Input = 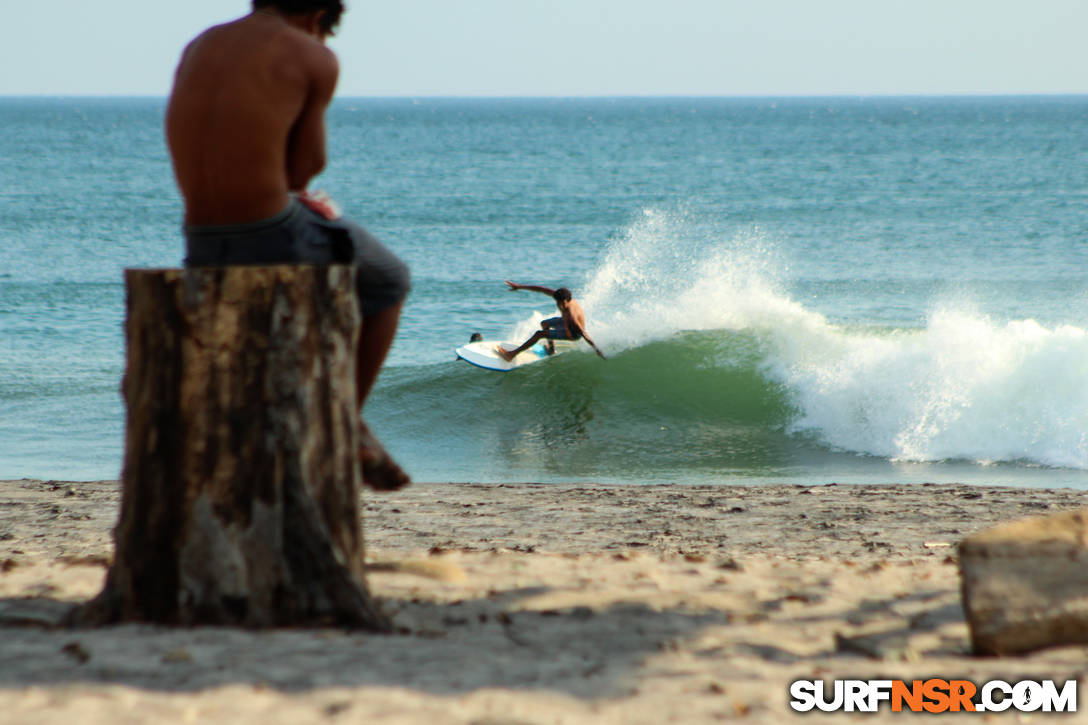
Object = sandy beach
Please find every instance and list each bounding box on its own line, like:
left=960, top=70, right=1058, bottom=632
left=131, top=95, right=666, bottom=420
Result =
left=2, top=478, right=1087, bottom=723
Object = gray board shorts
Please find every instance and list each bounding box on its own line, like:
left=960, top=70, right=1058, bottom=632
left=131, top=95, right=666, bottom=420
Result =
left=183, top=198, right=410, bottom=317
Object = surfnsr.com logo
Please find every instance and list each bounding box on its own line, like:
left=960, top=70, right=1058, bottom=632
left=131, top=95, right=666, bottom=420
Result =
left=789, top=679, right=1077, bottom=713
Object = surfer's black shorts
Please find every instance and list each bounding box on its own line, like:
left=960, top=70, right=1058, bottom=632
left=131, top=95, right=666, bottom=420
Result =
left=542, top=316, right=581, bottom=340
left=183, top=198, right=410, bottom=317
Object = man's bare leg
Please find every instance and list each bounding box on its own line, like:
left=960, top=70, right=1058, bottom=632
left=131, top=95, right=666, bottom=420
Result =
left=356, top=302, right=411, bottom=491
left=497, top=330, right=547, bottom=361
left=357, top=302, right=402, bottom=407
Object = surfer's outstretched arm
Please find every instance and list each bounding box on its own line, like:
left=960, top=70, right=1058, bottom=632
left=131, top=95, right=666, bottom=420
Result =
left=571, top=322, right=606, bottom=360
left=505, top=280, right=555, bottom=296
left=584, top=335, right=606, bottom=359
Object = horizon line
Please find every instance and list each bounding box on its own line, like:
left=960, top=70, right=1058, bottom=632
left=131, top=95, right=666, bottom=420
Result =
left=2, top=91, right=1088, bottom=101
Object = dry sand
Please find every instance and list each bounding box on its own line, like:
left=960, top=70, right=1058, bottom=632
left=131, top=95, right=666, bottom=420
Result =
left=2, top=478, right=1087, bottom=723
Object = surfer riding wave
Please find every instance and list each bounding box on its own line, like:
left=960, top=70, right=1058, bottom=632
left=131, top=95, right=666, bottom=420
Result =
left=498, top=281, right=606, bottom=361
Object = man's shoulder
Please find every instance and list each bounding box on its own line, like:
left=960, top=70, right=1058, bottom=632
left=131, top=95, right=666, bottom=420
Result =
left=212, top=15, right=338, bottom=67
left=278, top=26, right=339, bottom=80
left=275, top=21, right=337, bottom=58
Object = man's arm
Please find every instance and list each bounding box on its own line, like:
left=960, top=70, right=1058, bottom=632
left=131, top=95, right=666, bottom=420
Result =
left=582, top=333, right=606, bottom=359
left=565, top=317, right=607, bottom=360
left=285, top=47, right=339, bottom=192
left=505, top=280, right=555, bottom=296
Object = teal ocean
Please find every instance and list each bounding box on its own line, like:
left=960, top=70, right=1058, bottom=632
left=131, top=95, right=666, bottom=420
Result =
left=2, top=96, right=1087, bottom=487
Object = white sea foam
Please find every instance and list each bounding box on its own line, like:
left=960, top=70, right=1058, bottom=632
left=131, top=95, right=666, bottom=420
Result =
left=580, top=207, right=1088, bottom=470
left=783, top=309, right=1088, bottom=470
left=581, top=206, right=804, bottom=345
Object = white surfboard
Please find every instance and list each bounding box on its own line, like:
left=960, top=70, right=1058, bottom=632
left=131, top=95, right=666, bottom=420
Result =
left=455, top=339, right=577, bottom=372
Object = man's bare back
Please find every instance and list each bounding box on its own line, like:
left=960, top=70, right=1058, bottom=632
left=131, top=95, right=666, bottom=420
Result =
left=165, top=11, right=338, bottom=226
left=167, top=3, right=412, bottom=491
left=561, top=298, right=588, bottom=336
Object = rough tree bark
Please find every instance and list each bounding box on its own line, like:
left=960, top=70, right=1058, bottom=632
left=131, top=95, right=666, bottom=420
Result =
left=70, top=266, right=389, bottom=630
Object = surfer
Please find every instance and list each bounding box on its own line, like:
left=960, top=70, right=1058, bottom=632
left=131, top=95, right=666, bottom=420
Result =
left=498, top=281, right=606, bottom=361
left=166, top=0, right=411, bottom=490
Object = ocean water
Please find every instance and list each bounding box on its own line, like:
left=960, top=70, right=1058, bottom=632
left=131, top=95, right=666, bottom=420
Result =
left=1, top=96, right=1086, bottom=487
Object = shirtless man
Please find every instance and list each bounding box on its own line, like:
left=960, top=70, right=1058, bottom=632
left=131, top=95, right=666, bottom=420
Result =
left=498, top=281, right=606, bottom=361
left=165, top=0, right=411, bottom=489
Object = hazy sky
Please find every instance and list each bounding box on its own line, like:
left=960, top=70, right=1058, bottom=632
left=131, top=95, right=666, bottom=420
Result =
left=3, top=0, right=1086, bottom=96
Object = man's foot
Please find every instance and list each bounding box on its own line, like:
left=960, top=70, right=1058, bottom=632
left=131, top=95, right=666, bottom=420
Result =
left=359, top=421, right=411, bottom=491
left=496, top=346, right=515, bottom=362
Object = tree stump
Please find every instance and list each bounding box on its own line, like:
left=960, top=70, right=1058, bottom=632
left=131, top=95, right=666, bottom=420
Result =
left=70, top=266, right=389, bottom=630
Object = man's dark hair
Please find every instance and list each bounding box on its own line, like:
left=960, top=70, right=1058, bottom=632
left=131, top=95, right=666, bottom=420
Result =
left=553, top=288, right=572, bottom=303
left=253, top=0, right=345, bottom=35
